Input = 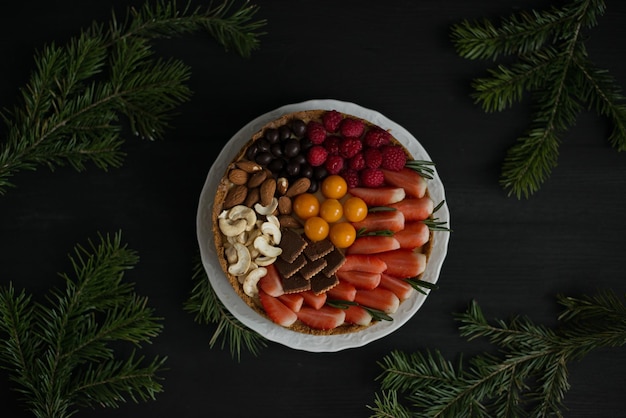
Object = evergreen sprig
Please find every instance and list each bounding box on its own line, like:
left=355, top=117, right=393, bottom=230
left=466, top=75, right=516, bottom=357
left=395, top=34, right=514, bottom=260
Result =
left=0, top=232, right=165, bottom=418
left=0, top=0, right=266, bottom=195
left=184, top=256, right=267, bottom=361
left=450, top=0, right=626, bottom=198
left=369, top=290, right=626, bottom=417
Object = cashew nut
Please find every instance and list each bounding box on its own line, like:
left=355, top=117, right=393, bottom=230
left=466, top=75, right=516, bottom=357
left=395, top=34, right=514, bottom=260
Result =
left=228, top=205, right=257, bottom=231
left=254, top=197, right=278, bottom=216
left=261, top=221, right=282, bottom=245
left=266, top=214, right=280, bottom=229
left=253, top=235, right=283, bottom=258
left=255, top=255, right=277, bottom=266
left=218, top=211, right=247, bottom=237
left=242, top=267, right=267, bottom=297
left=225, top=246, right=238, bottom=264
left=227, top=243, right=251, bottom=276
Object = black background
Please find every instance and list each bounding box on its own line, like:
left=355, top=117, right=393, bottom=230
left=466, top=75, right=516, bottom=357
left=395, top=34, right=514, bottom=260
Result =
left=1, top=1, right=625, bottom=417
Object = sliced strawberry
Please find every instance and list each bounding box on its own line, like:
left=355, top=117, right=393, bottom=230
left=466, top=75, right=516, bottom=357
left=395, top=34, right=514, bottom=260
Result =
left=351, top=210, right=405, bottom=233
left=300, top=290, right=327, bottom=310
left=297, top=305, right=346, bottom=330
left=354, top=288, right=400, bottom=314
left=326, top=281, right=357, bottom=301
left=346, top=236, right=400, bottom=254
left=344, top=305, right=373, bottom=326
left=389, top=197, right=434, bottom=222
left=258, top=263, right=284, bottom=297
left=278, top=293, right=304, bottom=312
left=379, top=272, right=415, bottom=301
left=394, top=221, right=430, bottom=249
left=348, top=187, right=405, bottom=206
left=336, top=270, right=381, bottom=290
left=376, top=249, right=427, bottom=279
left=381, top=167, right=427, bottom=198
left=339, top=254, right=387, bottom=274
left=259, top=290, right=297, bottom=327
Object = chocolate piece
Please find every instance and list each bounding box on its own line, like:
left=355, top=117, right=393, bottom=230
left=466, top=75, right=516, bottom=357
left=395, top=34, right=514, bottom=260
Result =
left=322, top=248, right=346, bottom=277
left=310, top=273, right=339, bottom=295
left=303, top=237, right=334, bottom=261
left=299, top=258, right=327, bottom=280
left=274, top=253, right=306, bottom=279
left=282, top=273, right=311, bottom=294
left=278, top=229, right=308, bottom=263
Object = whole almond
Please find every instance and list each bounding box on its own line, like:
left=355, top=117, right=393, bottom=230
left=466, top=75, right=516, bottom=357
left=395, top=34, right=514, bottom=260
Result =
left=285, top=177, right=311, bottom=197
left=276, top=177, right=289, bottom=195
left=223, top=184, right=247, bottom=209
left=228, top=169, right=249, bottom=185
left=236, top=160, right=262, bottom=173
left=247, top=170, right=267, bottom=188
left=260, top=178, right=276, bottom=206
left=278, top=196, right=292, bottom=215
left=244, top=187, right=260, bottom=207
left=278, top=215, right=302, bottom=228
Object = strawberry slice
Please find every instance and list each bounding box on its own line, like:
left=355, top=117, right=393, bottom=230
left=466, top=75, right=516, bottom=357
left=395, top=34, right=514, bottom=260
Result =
left=376, top=249, right=427, bottom=279
left=351, top=210, right=405, bottom=233
left=346, top=236, right=400, bottom=254
left=348, top=187, right=405, bottom=206
left=354, top=288, right=400, bottom=314
left=258, top=264, right=284, bottom=297
left=394, top=221, right=430, bottom=249
left=344, top=305, right=373, bottom=326
left=297, top=305, right=346, bottom=330
left=259, top=290, right=297, bottom=327
left=278, top=293, right=304, bottom=312
left=389, top=197, right=434, bottom=222
left=336, top=270, right=381, bottom=290
left=326, top=281, right=357, bottom=301
left=339, top=254, right=387, bottom=274
left=381, top=167, right=427, bottom=198
left=301, top=290, right=327, bottom=310
left=379, top=272, right=415, bottom=301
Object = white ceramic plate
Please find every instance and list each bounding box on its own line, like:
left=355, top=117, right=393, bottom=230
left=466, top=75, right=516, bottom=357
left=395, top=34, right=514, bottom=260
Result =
left=196, top=99, right=450, bottom=352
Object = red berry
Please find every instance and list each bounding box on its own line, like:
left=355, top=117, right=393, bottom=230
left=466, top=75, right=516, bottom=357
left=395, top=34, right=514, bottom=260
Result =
left=306, top=121, right=327, bottom=144
left=348, top=152, right=366, bottom=171
left=360, top=168, right=385, bottom=187
left=380, top=145, right=406, bottom=171
left=322, top=110, right=343, bottom=132
left=364, top=127, right=391, bottom=148
left=340, top=137, right=363, bottom=159
left=323, top=135, right=341, bottom=155
left=342, top=168, right=360, bottom=188
left=307, top=145, right=329, bottom=167
left=363, top=148, right=382, bottom=169
left=339, top=118, right=365, bottom=138
left=325, top=155, right=345, bottom=175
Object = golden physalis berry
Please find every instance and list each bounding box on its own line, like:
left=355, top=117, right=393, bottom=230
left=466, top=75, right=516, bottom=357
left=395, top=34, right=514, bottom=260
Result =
left=321, top=175, right=348, bottom=199
left=329, top=222, right=356, bottom=248
left=319, top=199, right=344, bottom=223
left=293, top=193, right=320, bottom=219
left=343, top=196, right=368, bottom=222
left=304, top=216, right=329, bottom=241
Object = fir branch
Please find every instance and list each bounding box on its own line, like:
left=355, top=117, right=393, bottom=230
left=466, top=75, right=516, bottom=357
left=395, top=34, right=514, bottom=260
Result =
left=0, top=232, right=165, bottom=418
left=0, top=0, right=266, bottom=195
left=371, top=290, right=626, bottom=417
left=184, top=256, right=267, bottom=361
left=450, top=0, right=626, bottom=198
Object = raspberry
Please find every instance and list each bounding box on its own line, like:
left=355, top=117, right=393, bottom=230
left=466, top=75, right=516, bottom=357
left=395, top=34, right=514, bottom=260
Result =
left=342, top=169, right=360, bottom=188
left=307, top=145, right=328, bottom=167
left=360, top=168, right=385, bottom=187
left=322, top=110, right=343, bottom=133
left=364, top=127, right=391, bottom=148
left=363, top=148, right=382, bottom=169
left=340, top=137, right=363, bottom=159
left=306, top=121, right=327, bottom=144
left=348, top=152, right=366, bottom=171
left=339, top=118, right=365, bottom=138
left=380, top=145, right=407, bottom=171
left=323, top=136, right=341, bottom=155
left=325, top=155, right=344, bottom=175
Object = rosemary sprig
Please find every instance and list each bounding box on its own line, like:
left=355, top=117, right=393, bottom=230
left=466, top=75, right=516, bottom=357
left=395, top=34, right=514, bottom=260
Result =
left=326, top=300, right=393, bottom=322
left=450, top=0, right=626, bottom=198
left=369, top=290, right=626, bottom=417
left=405, top=160, right=436, bottom=179
left=0, top=0, right=266, bottom=195
left=405, top=277, right=439, bottom=295
left=424, top=200, right=451, bottom=232
left=356, top=228, right=395, bottom=237
left=0, top=232, right=165, bottom=418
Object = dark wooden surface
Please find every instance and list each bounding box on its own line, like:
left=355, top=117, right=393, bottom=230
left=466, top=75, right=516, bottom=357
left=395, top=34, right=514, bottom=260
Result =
left=1, top=1, right=625, bottom=417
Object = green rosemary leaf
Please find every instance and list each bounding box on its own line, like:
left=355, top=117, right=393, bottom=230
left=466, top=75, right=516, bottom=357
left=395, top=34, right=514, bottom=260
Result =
left=368, top=206, right=397, bottom=213
left=326, top=300, right=358, bottom=310
left=363, top=307, right=393, bottom=322
left=356, top=228, right=395, bottom=237
left=405, top=278, right=439, bottom=295
left=405, top=160, right=435, bottom=179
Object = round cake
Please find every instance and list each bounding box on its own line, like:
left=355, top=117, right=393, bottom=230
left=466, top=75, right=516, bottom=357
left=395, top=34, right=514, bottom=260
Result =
left=212, top=109, right=437, bottom=335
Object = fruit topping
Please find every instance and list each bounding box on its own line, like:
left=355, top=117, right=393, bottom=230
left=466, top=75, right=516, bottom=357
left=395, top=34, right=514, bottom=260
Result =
left=258, top=264, right=284, bottom=297
left=394, top=221, right=430, bottom=249
left=346, top=236, right=400, bottom=255
left=320, top=174, right=348, bottom=199
left=376, top=249, right=427, bottom=279
left=336, top=270, right=382, bottom=290
left=389, top=197, right=434, bottom=221
left=328, top=222, right=357, bottom=249
left=339, top=137, right=363, bottom=159
left=354, top=288, right=400, bottom=314
left=304, top=216, right=330, bottom=242
left=292, top=192, right=320, bottom=219
left=297, top=305, right=346, bottom=330
left=342, top=196, right=368, bottom=222
left=324, top=154, right=345, bottom=175
left=348, top=187, right=405, bottom=206
left=351, top=209, right=405, bottom=233
left=344, top=305, right=373, bottom=326
left=306, top=145, right=328, bottom=167
left=259, top=290, right=298, bottom=327
left=325, top=281, right=357, bottom=301
left=340, top=254, right=387, bottom=274
left=379, top=273, right=415, bottom=301
left=359, top=168, right=385, bottom=187
left=323, top=135, right=341, bottom=155
left=322, top=110, right=343, bottom=132
left=342, top=168, right=360, bottom=188
left=278, top=293, right=304, bottom=312
left=339, top=118, right=365, bottom=138
left=301, top=290, right=327, bottom=309
left=381, top=167, right=428, bottom=198
left=363, top=148, right=382, bottom=169
left=306, top=121, right=327, bottom=144
left=363, top=127, right=391, bottom=148
left=380, top=145, right=407, bottom=171
left=319, top=198, right=344, bottom=223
